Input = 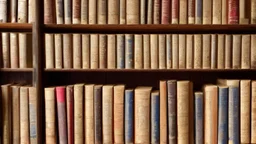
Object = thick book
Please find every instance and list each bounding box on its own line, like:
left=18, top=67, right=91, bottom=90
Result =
left=12, top=86, right=20, bottom=144
left=143, top=34, right=150, bottom=69
left=98, top=0, right=107, bottom=24
left=217, top=34, right=225, bottom=69
left=74, top=84, right=84, bottom=143
left=212, top=0, right=221, bottom=24
left=126, top=0, right=139, bottom=24
left=120, top=0, right=126, bottom=24
left=166, top=34, right=172, bottom=69
left=195, top=0, right=202, bottom=24
left=66, top=85, right=74, bottom=144
left=186, top=34, right=193, bottom=69
left=202, top=34, right=211, bottom=69
left=218, top=86, right=228, bottom=144
left=211, top=34, right=217, bottom=69
left=188, top=0, right=195, bottom=24
left=171, top=0, right=178, bottom=24
left=29, top=87, right=38, bottom=144
left=195, top=92, right=203, bottom=144
left=147, top=0, right=153, bottom=24
left=20, top=87, right=30, bottom=144
left=160, top=81, right=167, bottom=143
left=85, top=84, right=94, bottom=143
left=241, top=35, right=250, bottom=69
left=251, top=35, right=256, bottom=68
left=161, top=0, right=170, bottom=24
left=99, top=34, right=107, bottom=69
left=153, top=0, right=160, bottom=24
left=125, top=34, right=134, bottom=69
left=107, top=34, right=116, bottom=69
left=134, top=34, right=143, bottom=69
left=228, top=0, right=239, bottom=24
left=1, top=84, right=11, bottom=144
left=225, top=35, right=232, bottom=69
left=89, top=0, right=96, bottom=24
left=203, top=0, right=212, bottom=24
left=125, top=89, right=134, bottom=143
left=252, top=81, right=256, bottom=143
left=90, top=34, right=99, bottom=69
left=82, top=34, right=90, bottom=69
left=172, top=34, right=178, bottom=69
left=117, top=34, right=125, bottom=69
left=94, top=85, right=103, bottom=144
left=73, top=34, right=82, bottom=68
left=194, top=34, right=202, bottom=69
left=159, top=34, right=166, bottom=69
left=179, top=0, right=188, bottom=24
left=151, top=91, right=160, bottom=143
left=232, top=35, right=242, bottom=69
left=150, top=34, right=159, bottom=69
left=252, top=0, right=256, bottom=24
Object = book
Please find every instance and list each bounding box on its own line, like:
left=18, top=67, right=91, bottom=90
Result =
left=212, top=0, right=221, bottom=24
left=125, top=89, right=134, bottom=143
left=29, top=87, right=38, bottom=144
left=211, top=34, right=217, bottom=69
left=125, top=34, right=134, bottom=69
left=126, top=0, right=139, bottom=24
left=98, top=0, right=107, bottom=24
left=252, top=81, right=256, bottom=143
left=218, top=86, right=228, bottom=144
left=160, top=81, right=167, bottom=143
left=153, top=0, right=160, bottom=24
left=195, top=92, right=203, bottom=144
left=63, top=33, right=72, bottom=68
left=134, top=34, right=143, bottom=69
left=143, top=34, right=150, bottom=69
left=89, top=0, right=97, bottom=24
left=19, top=33, right=28, bottom=68
left=44, top=0, right=54, bottom=23
left=90, top=34, right=99, bottom=69
left=63, top=0, right=72, bottom=67
left=194, top=34, right=202, bottom=69
left=20, top=87, right=30, bottom=144
left=64, top=0, right=71, bottom=24
left=232, top=35, right=242, bottom=69
left=188, top=0, right=195, bottom=24
left=66, top=85, right=74, bottom=144
left=217, top=34, right=225, bottom=69
left=202, top=34, right=211, bottom=69
left=120, top=0, right=126, bottom=24
left=252, top=0, right=256, bottom=24
left=179, top=34, right=186, bottom=68
left=12, top=86, right=20, bottom=144
left=117, top=34, right=125, bottom=69
left=172, top=34, right=178, bottom=69
left=151, top=91, right=160, bottom=143
left=147, top=0, right=153, bottom=24
left=0, top=0, right=7, bottom=23
left=107, top=37, right=116, bottom=68
left=151, top=34, right=159, bottom=69
left=239, top=0, right=250, bottom=24
left=82, top=34, right=90, bottom=69
left=45, top=34, right=55, bottom=68
left=179, top=0, right=187, bottom=24
left=55, top=34, right=63, bottom=68
left=195, top=0, right=202, bottom=24
left=228, top=0, right=239, bottom=24
left=99, top=34, right=107, bottom=69
left=2, top=33, right=10, bottom=68
left=140, top=0, right=146, bottom=24
left=73, top=34, right=82, bottom=68
left=85, top=84, right=94, bottom=143
left=241, top=35, right=250, bottom=69
left=166, top=34, right=172, bottom=69
left=74, top=84, right=84, bottom=143
left=94, top=85, right=103, bottom=143
left=1, top=84, right=11, bottom=144
left=159, top=34, right=166, bottom=69
left=10, top=33, right=18, bottom=68
left=222, top=0, right=227, bottom=24
left=171, top=0, right=178, bottom=24
left=225, top=35, right=232, bottom=69
left=161, top=0, right=170, bottom=24
left=251, top=35, right=256, bottom=68
left=81, top=0, right=88, bottom=24
left=186, top=34, right=193, bottom=69
left=203, top=0, right=212, bottom=24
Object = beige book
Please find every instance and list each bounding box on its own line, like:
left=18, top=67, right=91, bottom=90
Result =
left=98, top=0, right=107, bottom=24
left=147, top=0, right=153, bottom=24
left=73, top=34, right=82, bottom=68
left=159, top=34, right=166, bottom=69
left=166, top=34, right=172, bottom=69
left=251, top=35, right=256, bottom=68
left=143, top=34, right=150, bottom=69
left=0, top=0, right=7, bottom=22
left=44, top=0, right=54, bottom=23
left=251, top=81, right=256, bottom=143
left=89, top=0, right=97, bottom=24
left=140, top=0, right=146, bottom=24
left=203, top=0, right=212, bottom=24
left=2, top=33, right=10, bottom=68
left=194, top=34, right=202, bottom=69
left=81, top=0, right=88, bottom=24
left=74, top=84, right=84, bottom=143
left=119, top=0, right=126, bottom=24
left=116, top=34, right=125, bottom=69
left=55, top=0, right=64, bottom=24
left=179, top=34, right=186, bottom=69
left=126, top=0, right=139, bottom=24
left=212, top=0, right=221, bottom=24
left=28, top=0, right=34, bottom=23
left=135, top=34, right=143, bottom=69
left=134, top=87, right=152, bottom=143
left=82, top=34, right=90, bottom=69
left=225, top=35, right=232, bottom=69
left=20, top=87, right=30, bottom=144
left=55, top=34, right=63, bottom=68
left=186, top=35, right=193, bottom=69
left=153, top=0, right=160, bottom=24
left=188, top=0, right=195, bottom=24
left=160, top=81, right=167, bottom=143
left=108, top=0, right=118, bottom=24
left=222, top=0, right=227, bottom=24
left=202, top=34, right=211, bottom=69
left=90, top=34, right=99, bottom=69
left=114, top=85, right=125, bottom=143
left=63, top=34, right=72, bottom=68
left=12, top=86, right=20, bottom=144
left=150, top=34, right=159, bottom=69
left=10, top=33, right=19, bottom=68
left=107, top=35, right=116, bottom=69
left=44, top=88, right=57, bottom=144
left=232, top=35, right=242, bottom=69
left=85, top=84, right=94, bottom=143
left=239, top=0, right=249, bottom=24
left=179, top=0, right=188, bottom=24
left=195, top=0, right=202, bottom=24
left=45, top=34, right=55, bottom=68
left=18, top=0, right=28, bottom=23
left=211, top=34, right=217, bottom=69
left=172, top=34, right=178, bottom=69
left=241, top=35, right=250, bottom=69
left=64, top=0, right=72, bottom=24
left=102, top=85, right=114, bottom=143
left=217, top=34, right=225, bottom=69
left=99, top=34, right=107, bottom=69
left=251, top=0, right=256, bottom=24
left=19, top=33, right=28, bottom=68
left=240, top=80, right=251, bottom=143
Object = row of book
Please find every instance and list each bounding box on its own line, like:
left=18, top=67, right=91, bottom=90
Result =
left=44, top=79, right=256, bottom=143
left=45, top=33, right=256, bottom=69
left=44, top=0, right=256, bottom=25
left=0, top=85, right=38, bottom=144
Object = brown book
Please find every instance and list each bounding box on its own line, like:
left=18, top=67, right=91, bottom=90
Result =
left=85, top=84, right=94, bottom=143
left=90, top=34, right=99, bottom=69
left=107, top=35, right=116, bottom=69
left=127, top=0, right=139, bottom=24
left=89, top=0, right=97, bottom=24
left=232, top=35, right=241, bottom=69
left=202, top=34, right=211, bottom=69
left=160, top=81, right=167, bottom=143
left=225, top=35, right=232, bottom=69
left=82, top=34, right=90, bottom=69
left=159, top=34, right=166, bottom=69
left=147, top=0, right=153, bottom=24
left=73, top=34, right=82, bottom=69
left=188, top=0, right=195, bottom=24
left=12, top=86, right=20, bottom=144
left=211, top=34, right=217, bottom=69
left=44, top=0, right=54, bottom=24
left=66, top=85, right=74, bottom=144
left=252, top=0, right=256, bottom=24
left=179, top=0, right=188, bottom=24
left=74, top=84, right=84, bottom=143
left=186, top=34, right=193, bottom=69
left=108, top=0, right=118, bottom=24
left=140, top=0, right=146, bottom=24
left=72, top=0, right=81, bottom=23
left=171, top=0, right=179, bottom=24
left=1, top=84, right=11, bottom=144
left=179, top=34, right=186, bottom=69
left=251, top=35, right=256, bottom=68
left=94, top=85, right=103, bottom=144
left=203, top=0, right=212, bottom=24
left=135, top=34, right=143, bottom=69
left=120, top=0, right=126, bottom=24
left=150, top=34, right=159, bottom=69
left=161, top=0, right=170, bottom=24
left=172, top=34, right=178, bottom=69
left=20, top=87, right=30, bottom=144
left=241, top=35, right=250, bottom=69
left=64, top=0, right=72, bottom=24
left=99, top=34, right=107, bottom=69
left=143, top=34, right=150, bottom=69
left=217, top=34, right=225, bottom=69
left=153, top=0, right=160, bottom=24
left=81, top=0, right=88, bottom=24
left=98, top=0, right=107, bottom=24
left=194, top=34, right=202, bottom=69
left=212, top=0, right=221, bottom=24
left=252, top=81, right=256, bottom=143
left=239, top=0, right=250, bottom=24
left=222, top=0, right=227, bottom=24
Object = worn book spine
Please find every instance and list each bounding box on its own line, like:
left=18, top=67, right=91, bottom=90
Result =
left=45, top=34, right=55, bottom=68
left=82, top=34, right=90, bottom=69
left=135, top=34, right=143, bottom=69
left=147, top=0, right=153, bottom=24
left=179, top=34, right=186, bottom=68
left=151, top=91, right=160, bottom=144
left=228, top=0, right=239, bottom=24
left=179, top=0, right=188, bottom=24
left=63, top=34, right=72, bottom=68
left=150, top=34, right=159, bottom=69
left=125, top=89, right=134, bottom=143
left=64, top=0, right=71, bottom=24
left=89, top=0, right=97, bottom=24
left=188, top=0, right=195, bottom=24
left=218, top=86, right=228, bottom=144
left=102, top=85, right=113, bottom=143
left=252, top=0, right=256, bottom=24
left=55, top=0, right=64, bottom=24
left=126, top=0, right=139, bottom=24
left=94, top=85, right=103, bottom=144
left=55, top=34, right=63, bottom=68
left=125, top=34, right=134, bottom=69
left=161, top=0, right=170, bottom=24
left=143, top=34, right=150, bottom=69
left=1, top=85, right=11, bottom=144
left=114, top=85, right=125, bottom=143
left=194, top=34, right=202, bottom=69
left=202, top=34, right=211, bottom=69
left=140, top=0, right=146, bottom=24
left=20, top=87, right=30, bottom=144
left=107, top=35, right=116, bottom=69
left=90, top=34, right=99, bottom=69
left=66, top=86, right=74, bottom=144
left=159, top=34, right=166, bottom=69
left=44, top=0, right=54, bottom=23
left=252, top=35, right=256, bottom=68
left=166, top=34, right=172, bottom=69
left=252, top=81, right=256, bottom=143
left=171, top=0, right=178, bottom=24
left=0, top=0, right=7, bottom=23
left=167, top=80, right=177, bottom=143
left=108, top=0, right=118, bottom=24
left=12, top=86, right=20, bottom=144
left=99, top=34, right=107, bottom=69
left=239, top=0, right=249, bottom=24
left=117, top=34, right=125, bottom=69
left=232, top=35, right=242, bottom=69
left=2, top=33, right=10, bottom=68
left=10, top=33, right=19, bottom=68
left=212, top=0, right=221, bottom=24
left=28, top=0, right=34, bottom=22
left=195, top=0, right=202, bottom=24
left=98, top=0, right=107, bottom=24
left=211, top=34, right=217, bottom=69
left=85, top=84, right=94, bottom=143
left=44, top=88, right=57, bottom=144
left=18, top=0, right=28, bottom=23
left=203, top=0, right=212, bottom=24
left=241, top=35, right=250, bottom=69
left=222, top=0, right=227, bottom=24
left=217, top=34, right=225, bottom=69
left=186, top=35, right=193, bottom=69
left=153, top=0, right=160, bottom=24
left=225, top=35, right=232, bottom=69
left=120, top=0, right=126, bottom=24
left=81, top=0, right=88, bottom=24
left=195, top=92, right=203, bottom=144
left=19, top=33, right=28, bottom=68
left=29, top=87, right=38, bottom=144
left=172, top=34, right=178, bottom=69
left=204, top=85, right=218, bottom=144
left=228, top=86, right=240, bottom=144
left=74, top=84, right=84, bottom=143
left=159, top=81, right=167, bottom=143
left=73, top=34, right=82, bottom=68
left=56, top=87, right=68, bottom=144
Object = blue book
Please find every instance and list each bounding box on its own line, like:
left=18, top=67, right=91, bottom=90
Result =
left=195, top=92, right=203, bottom=144
left=117, top=34, right=125, bottom=69
left=229, top=86, right=240, bottom=144
left=151, top=91, right=160, bottom=143
left=218, top=86, right=228, bottom=144
left=125, top=89, right=134, bottom=143
left=125, top=34, right=134, bottom=69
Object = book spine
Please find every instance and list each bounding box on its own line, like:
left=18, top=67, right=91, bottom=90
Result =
left=212, top=0, right=222, bottom=24
left=151, top=34, right=159, bottom=69
left=55, top=34, right=63, bottom=68
left=167, top=80, right=177, bottom=143
left=90, top=34, right=99, bottom=69
left=55, top=0, right=64, bottom=24
left=252, top=35, right=256, bottom=68
left=126, top=0, right=139, bottom=24
left=73, top=34, right=82, bottom=68
left=178, top=34, right=186, bottom=69
left=82, top=34, right=90, bottom=69
left=188, top=0, right=195, bottom=24
left=228, top=0, right=239, bottom=24
left=10, top=33, right=19, bottom=68
left=119, top=0, right=126, bottom=24
left=63, top=34, right=72, bottom=68
left=89, top=0, right=97, bottom=24
left=125, top=34, right=134, bottom=69
left=203, top=0, right=212, bottom=24
left=194, top=34, right=202, bottom=69
left=45, top=34, right=55, bottom=68
left=195, top=92, right=203, bottom=144
left=18, top=0, right=28, bottom=23
left=171, top=0, right=179, bottom=24
left=66, top=86, right=74, bottom=144
left=202, top=34, right=211, bottom=69
left=239, top=0, right=249, bottom=24
left=19, top=33, right=28, bottom=68
left=195, top=0, right=202, bottom=24
left=211, top=34, right=217, bottom=69
left=225, top=35, right=232, bottom=69
left=135, top=34, right=143, bottom=69
left=125, top=89, right=134, bottom=143
left=20, top=87, right=30, bottom=144
left=147, top=0, right=153, bottom=24
left=44, top=88, right=57, bottom=144
left=81, top=0, right=88, bottom=24
left=85, top=85, right=94, bottom=143
left=217, top=34, right=225, bottom=69
left=218, top=86, right=228, bottom=144
left=159, top=81, right=167, bottom=143
left=252, top=81, right=256, bottom=143
left=107, top=35, right=116, bottom=69
left=117, top=34, right=125, bottom=69
left=166, top=34, right=172, bottom=69
left=186, top=34, right=193, bottom=69
left=252, top=0, right=256, bottom=24
left=99, top=34, right=107, bottom=69
left=172, top=34, right=178, bottom=69
left=56, top=87, right=68, bottom=144
left=232, top=35, right=242, bottom=69
left=44, top=0, right=54, bottom=23
left=153, top=0, right=160, bottom=24
left=64, top=0, right=71, bottom=24
left=159, top=34, right=166, bottom=69
left=98, top=0, right=107, bottom=24
left=0, top=0, right=7, bottom=22
left=2, top=33, right=10, bottom=68
left=1, top=85, right=11, bottom=144
left=74, top=84, right=84, bottom=143
left=228, top=86, right=240, bottom=144
left=241, top=35, right=250, bottom=69
left=12, top=86, right=20, bottom=144
left=222, top=0, right=227, bottom=24
left=108, top=0, right=118, bottom=24
left=29, top=87, right=38, bottom=143
left=179, top=0, right=188, bottom=24
left=140, top=0, right=146, bottom=24
left=94, top=85, right=103, bottom=144
left=143, top=34, right=150, bottom=69
left=151, top=91, right=160, bottom=143
left=161, top=0, right=170, bottom=24
left=28, top=0, right=34, bottom=22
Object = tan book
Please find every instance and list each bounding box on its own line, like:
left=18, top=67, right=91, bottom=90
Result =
left=217, top=34, right=225, bottom=69
left=126, top=0, right=139, bottom=24
left=226, top=79, right=240, bottom=87
left=12, top=86, right=20, bottom=144
left=55, top=34, right=63, bottom=68
left=44, top=88, right=57, bottom=144
left=222, top=0, right=227, bottom=24
left=20, top=87, right=30, bottom=144
left=240, top=80, right=251, bottom=143
left=147, top=0, right=153, bottom=24
left=0, top=0, right=7, bottom=22
left=251, top=0, right=256, bottom=24
left=160, top=81, right=167, bottom=143
left=82, top=34, right=90, bottom=69
left=29, top=87, right=38, bottom=144
left=251, top=35, right=256, bottom=68
left=166, top=34, right=172, bottom=69
left=107, top=35, right=116, bottom=69
left=203, top=0, right=212, bottom=24
left=55, top=0, right=64, bottom=24
left=114, top=85, right=125, bottom=143
left=19, top=33, right=28, bottom=68
left=153, top=0, right=160, bottom=24
left=143, top=34, right=150, bottom=69
left=89, top=0, right=97, bottom=24
left=211, top=34, right=217, bottom=69
left=64, top=0, right=71, bottom=24
left=28, top=0, right=34, bottom=23
left=119, top=0, right=126, bottom=24
left=179, top=0, right=188, bottom=24
left=186, top=34, right=193, bottom=69
left=102, top=85, right=114, bottom=143
left=98, top=0, right=107, bottom=24
left=150, top=34, right=159, bottom=69
left=225, top=35, right=232, bottom=69
left=204, top=85, right=218, bottom=144
left=74, top=84, right=84, bottom=143
left=117, top=34, right=125, bottom=69
left=239, top=0, right=249, bottom=24
left=188, top=0, right=195, bottom=24
left=2, top=33, right=10, bottom=68
left=134, top=87, right=152, bottom=143
left=18, top=0, right=28, bottom=23
left=73, top=34, right=82, bottom=68
left=45, top=34, right=55, bottom=68
left=108, top=0, right=118, bottom=24
left=179, top=34, right=186, bottom=69
left=90, top=34, right=99, bottom=69
left=10, top=33, right=19, bottom=68
left=232, top=35, right=242, bottom=69
left=63, top=34, right=72, bottom=68
left=172, top=34, right=178, bottom=69
left=202, top=34, right=211, bottom=69
left=212, top=0, right=221, bottom=24
left=66, top=85, right=73, bottom=144
left=195, top=0, right=202, bottom=24
left=140, top=0, right=146, bottom=24
left=252, top=81, right=256, bottom=143
left=194, top=34, right=202, bottom=69
left=135, top=34, right=143, bottom=69
left=241, top=35, right=250, bottom=69
left=159, top=34, right=166, bottom=69
left=85, top=84, right=94, bottom=143
left=81, top=0, right=88, bottom=24
left=99, top=34, right=107, bottom=69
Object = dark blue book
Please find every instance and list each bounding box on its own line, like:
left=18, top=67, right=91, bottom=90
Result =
left=218, top=86, right=228, bottom=144
left=125, top=89, right=134, bottom=143
left=228, top=86, right=240, bottom=144
left=195, top=92, right=203, bottom=144
left=125, top=34, right=134, bottom=69
left=151, top=91, right=160, bottom=143
left=117, top=34, right=125, bottom=69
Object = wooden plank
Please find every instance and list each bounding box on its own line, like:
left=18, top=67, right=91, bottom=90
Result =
left=0, top=68, right=33, bottom=72
left=0, top=23, right=32, bottom=32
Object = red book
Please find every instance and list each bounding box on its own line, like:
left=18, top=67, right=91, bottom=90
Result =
left=171, top=0, right=179, bottom=24
left=228, top=0, right=239, bottom=24
left=66, top=86, right=74, bottom=144
left=161, top=0, right=170, bottom=24
left=56, top=86, right=68, bottom=144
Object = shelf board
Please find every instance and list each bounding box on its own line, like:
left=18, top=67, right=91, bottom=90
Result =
left=44, top=24, right=256, bottom=34
left=0, top=68, right=33, bottom=72
left=0, top=23, right=32, bottom=32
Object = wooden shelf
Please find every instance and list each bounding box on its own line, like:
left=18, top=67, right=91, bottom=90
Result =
left=0, top=68, right=33, bottom=72
left=44, top=24, right=256, bottom=34
left=0, top=23, right=32, bottom=32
